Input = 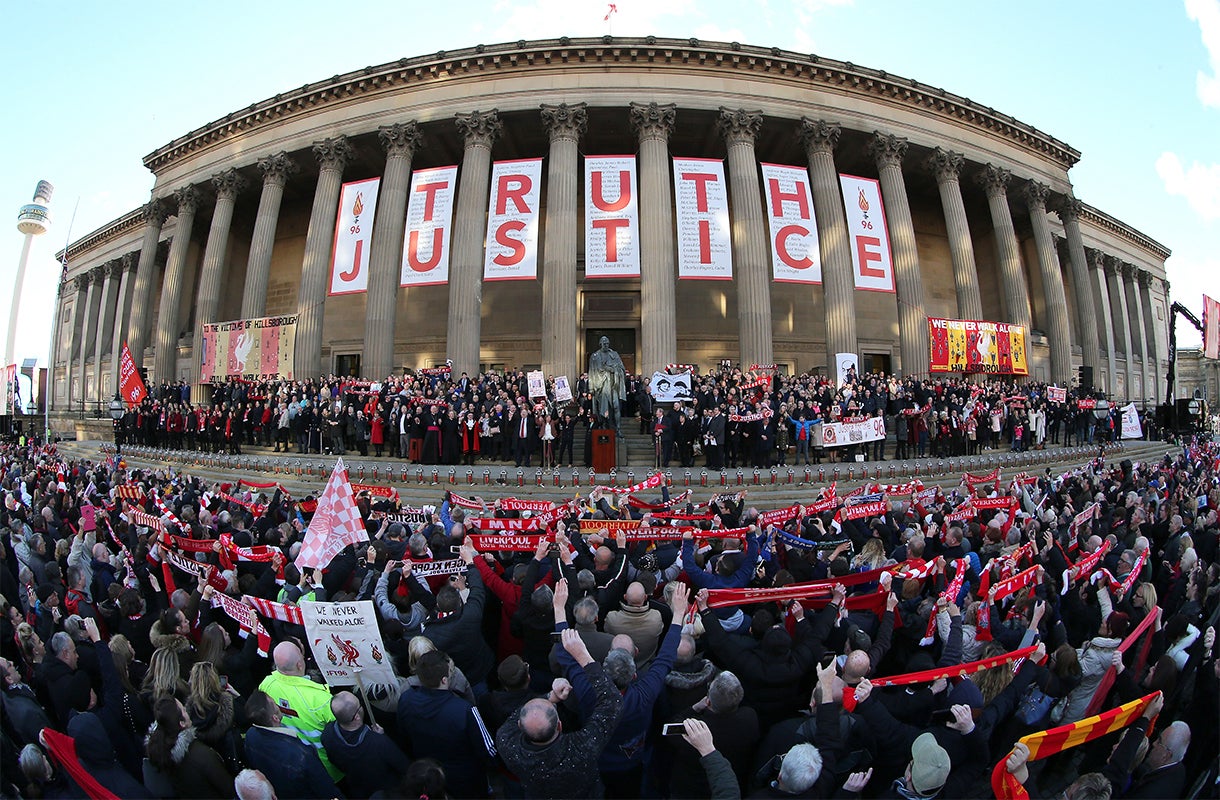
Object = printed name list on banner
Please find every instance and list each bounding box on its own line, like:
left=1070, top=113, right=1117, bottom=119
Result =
left=585, top=156, right=641, bottom=278
left=300, top=600, right=397, bottom=688
left=760, top=163, right=821, bottom=283
left=839, top=174, right=895, bottom=292
left=484, top=158, right=543, bottom=281
left=400, top=166, right=458, bottom=287
left=673, top=158, right=733, bottom=280
left=329, top=178, right=380, bottom=295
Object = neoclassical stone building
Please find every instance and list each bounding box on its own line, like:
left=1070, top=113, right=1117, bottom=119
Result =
left=52, top=36, right=1172, bottom=411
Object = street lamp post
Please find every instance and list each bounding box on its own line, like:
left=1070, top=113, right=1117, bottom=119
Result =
left=1092, top=399, right=1111, bottom=444
left=108, top=393, right=124, bottom=454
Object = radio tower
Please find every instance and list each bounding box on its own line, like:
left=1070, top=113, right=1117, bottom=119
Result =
left=6, top=181, right=53, bottom=368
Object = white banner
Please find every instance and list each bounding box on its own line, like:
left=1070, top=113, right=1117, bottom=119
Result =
left=401, top=166, right=458, bottom=287
left=485, top=158, right=542, bottom=281
left=554, top=375, right=573, bottom=403
left=329, top=177, right=380, bottom=295
left=839, top=174, right=895, bottom=292
left=527, top=369, right=546, bottom=399
left=1047, top=386, right=1068, bottom=403
left=673, top=158, right=732, bottom=280
left=585, top=156, right=641, bottom=278
left=300, top=600, right=397, bottom=687
left=1120, top=402, right=1143, bottom=439
left=822, top=416, right=887, bottom=448
left=836, top=352, right=859, bottom=387
left=650, top=371, right=694, bottom=402
left=760, top=163, right=821, bottom=284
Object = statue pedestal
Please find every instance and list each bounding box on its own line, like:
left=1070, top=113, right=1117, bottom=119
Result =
left=592, top=428, right=616, bottom=473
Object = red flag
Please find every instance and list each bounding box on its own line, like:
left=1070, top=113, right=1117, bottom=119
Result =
left=604, top=3, right=618, bottom=21
left=118, top=342, right=147, bottom=404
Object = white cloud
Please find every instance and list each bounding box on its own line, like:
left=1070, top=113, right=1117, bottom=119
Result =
left=1156, top=151, right=1220, bottom=220
left=1186, top=0, right=1220, bottom=107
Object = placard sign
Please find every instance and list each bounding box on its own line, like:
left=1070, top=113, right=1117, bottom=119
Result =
left=300, top=600, right=396, bottom=688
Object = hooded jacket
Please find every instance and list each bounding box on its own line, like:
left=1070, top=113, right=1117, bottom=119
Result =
left=1061, top=635, right=1122, bottom=723
left=321, top=720, right=411, bottom=799
left=244, top=724, right=341, bottom=800
left=66, top=712, right=152, bottom=798
left=146, top=725, right=232, bottom=799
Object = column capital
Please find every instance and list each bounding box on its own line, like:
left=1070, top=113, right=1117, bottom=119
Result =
left=868, top=131, right=908, bottom=169
left=1160, top=277, right=1171, bottom=294
left=454, top=109, right=501, bottom=148
left=1053, top=194, right=1083, bottom=223
left=976, top=164, right=1012, bottom=199
left=1121, top=262, right=1139, bottom=281
left=717, top=108, right=763, bottom=145
left=122, top=252, right=138, bottom=273
left=629, top=102, right=676, bottom=140
left=257, top=152, right=298, bottom=187
left=313, top=135, right=353, bottom=170
left=1103, top=255, right=1121, bottom=277
left=1086, top=248, right=1106, bottom=271
left=74, top=272, right=91, bottom=291
left=1022, top=180, right=1050, bottom=210
left=378, top=121, right=423, bottom=159
left=1137, top=270, right=1153, bottom=288
left=89, top=264, right=106, bottom=282
left=798, top=117, right=841, bottom=155
left=211, top=168, right=247, bottom=200
left=103, top=259, right=123, bottom=279
left=141, top=198, right=170, bottom=226
left=173, top=186, right=200, bottom=216
left=540, top=103, right=587, bottom=141
left=925, top=147, right=964, bottom=183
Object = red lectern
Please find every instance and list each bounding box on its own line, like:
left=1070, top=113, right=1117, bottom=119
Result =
left=592, top=429, right=616, bottom=474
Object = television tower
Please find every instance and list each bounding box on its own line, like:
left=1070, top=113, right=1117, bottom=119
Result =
left=7, top=181, right=53, bottom=368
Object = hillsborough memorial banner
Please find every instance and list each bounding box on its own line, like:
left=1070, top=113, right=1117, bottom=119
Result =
left=300, top=600, right=396, bottom=687
left=484, top=158, right=543, bottom=281
left=760, top=163, right=821, bottom=284
left=650, top=371, right=693, bottom=402
left=329, top=177, right=380, bottom=295
left=928, top=317, right=1029, bottom=375
left=400, top=165, right=458, bottom=287
left=821, top=416, right=886, bottom=448
left=1120, top=402, right=1143, bottom=439
left=585, top=156, right=641, bottom=278
left=199, top=316, right=297, bottom=382
left=673, top=158, right=732, bottom=280
left=839, top=174, right=895, bottom=292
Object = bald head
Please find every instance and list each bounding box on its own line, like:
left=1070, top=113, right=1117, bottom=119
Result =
left=843, top=650, right=871, bottom=683
left=675, top=634, right=696, bottom=665
left=624, top=582, right=647, bottom=607
left=330, top=691, right=361, bottom=728
left=595, top=546, right=613, bottom=569
left=273, top=642, right=305, bottom=676
left=611, top=634, right=636, bottom=655
left=519, top=698, right=560, bottom=745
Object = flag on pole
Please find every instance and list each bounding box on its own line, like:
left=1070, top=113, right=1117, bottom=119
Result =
left=295, top=458, right=368, bottom=569
left=1204, top=293, right=1219, bottom=360
left=118, top=343, right=148, bottom=405
left=604, top=3, right=617, bottom=21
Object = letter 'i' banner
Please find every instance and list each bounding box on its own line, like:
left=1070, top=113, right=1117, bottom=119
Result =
left=839, top=174, right=895, bottom=292
left=760, top=163, right=821, bottom=283
left=329, top=177, right=380, bottom=295
left=400, top=166, right=458, bottom=287
left=673, top=157, right=733, bottom=280
left=584, top=156, right=641, bottom=278
left=484, top=158, right=543, bottom=281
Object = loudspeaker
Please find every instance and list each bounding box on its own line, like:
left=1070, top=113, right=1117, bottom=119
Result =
left=1077, top=366, right=1094, bottom=397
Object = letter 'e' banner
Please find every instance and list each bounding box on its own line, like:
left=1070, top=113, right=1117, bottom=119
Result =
left=199, top=316, right=297, bottom=382
left=673, top=158, right=733, bottom=280
left=329, top=178, right=380, bottom=295
left=484, top=158, right=543, bottom=281
left=761, top=163, right=821, bottom=283
left=839, top=174, right=895, bottom=292
left=585, top=156, right=641, bottom=278
left=401, top=166, right=458, bottom=287
left=928, top=317, right=1029, bottom=375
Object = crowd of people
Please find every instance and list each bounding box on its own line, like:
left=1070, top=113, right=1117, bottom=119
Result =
left=2, top=432, right=1216, bottom=800
left=119, top=367, right=1148, bottom=471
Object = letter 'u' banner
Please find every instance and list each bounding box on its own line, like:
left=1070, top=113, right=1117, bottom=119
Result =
left=839, top=174, right=895, bottom=292
left=761, top=163, right=821, bottom=283
left=329, top=178, right=380, bottom=295
left=585, top=156, right=641, bottom=278
left=199, top=316, right=297, bottom=382
left=673, top=158, right=733, bottom=280
left=401, top=166, right=458, bottom=287
left=484, top=158, right=543, bottom=281
left=928, top=317, right=1029, bottom=375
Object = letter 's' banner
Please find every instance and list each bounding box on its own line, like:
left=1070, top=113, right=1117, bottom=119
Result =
left=928, top=317, right=1029, bottom=375
left=329, top=177, right=380, bottom=295
left=838, top=174, right=895, bottom=292
left=400, top=166, right=458, bottom=287
left=760, top=163, right=821, bottom=284
left=199, top=316, right=297, bottom=383
left=484, top=158, right=543, bottom=281
left=585, top=156, right=641, bottom=278
left=673, top=158, right=732, bottom=280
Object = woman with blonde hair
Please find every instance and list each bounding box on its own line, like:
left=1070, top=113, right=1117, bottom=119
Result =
left=405, top=636, right=476, bottom=703
left=186, top=661, right=240, bottom=770
left=852, top=537, right=888, bottom=572
left=104, top=633, right=151, bottom=744
left=141, top=646, right=188, bottom=717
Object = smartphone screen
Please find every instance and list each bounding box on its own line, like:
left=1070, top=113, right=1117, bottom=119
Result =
left=661, top=723, right=686, bottom=736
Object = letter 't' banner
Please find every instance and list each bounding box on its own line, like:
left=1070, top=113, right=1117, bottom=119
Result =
left=585, top=156, right=641, bottom=278
left=673, top=157, right=732, bottom=280
left=329, top=177, right=380, bottom=295
left=761, top=163, right=821, bottom=283
left=839, top=174, right=895, bottom=292
left=118, top=344, right=148, bottom=404
left=199, top=316, right=298, bottom=382
left=400, top=166, right=458, bottom=287
left=928, top=317, right=1029, bottom=375
left=484, top=158, right=543, bottom=281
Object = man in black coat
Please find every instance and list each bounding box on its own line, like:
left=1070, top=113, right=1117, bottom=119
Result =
left=705, top=406, right=726, bottom=471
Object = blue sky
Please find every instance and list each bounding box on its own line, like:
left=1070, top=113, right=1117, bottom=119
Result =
left=1, top=0, right=1216, bottom=371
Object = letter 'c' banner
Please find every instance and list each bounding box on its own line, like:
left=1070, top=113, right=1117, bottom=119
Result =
left=199, top=316, right=297, bottom=382
left=928, top=317, right=1029, bottom=375
left=484, top=158, right=543, bottom=281
left=329, top=178, right=380, bottom=295
left=839, top=174, right=895, bottom=293
left=401, top=166, right=458, bottom=287
left=673, top=157, right=733, bottom=280
left=585, top=156, right=641, bottom=278
left=761, top=163, right=821, bottom=284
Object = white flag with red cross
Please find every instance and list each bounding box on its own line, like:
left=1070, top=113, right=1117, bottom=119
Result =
left=295, top=458, right=368, bottom=569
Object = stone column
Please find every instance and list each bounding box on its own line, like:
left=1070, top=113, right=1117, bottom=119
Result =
left=68, top=272, right=92, bottom=409
left=871, top=132, right=929, bottom=377
left=799, top=118, right=856, bottom=363
left=926, top=148, right=983, bottom=321
left=50, top=281, right=68, bottom=410
left=241, top=152, right=297, bottom=319
left=1088, top=249, right=1118, bottom=392
left=92, top=260, right=121, bottom=401
left=1054, top=197, right=1100, bottom=374
left=1125, top=264, right=1153, bottom=404
left=720, top=108, right=773, bottom=368
left=977, top=165, right=1031, bottom=329
left=541, top=103, right=586, bottom=380
left=76, top=270, right=99, bottom=406
left=446, top=110, right=501, bottom=377
left=1105, top=256, right=1135, bottom=399
left=1023, top=181, right=1073, bottom=384
left=153, top=187, right=200, bottom=383
left=631, top=102, right=678, bottom=375
left=109, top=254, right=137, bottom=391
left=1138, top=272, right=1161, bottom=403
left=124, top=200, right=169, bottom=369
left=364, top=122, right=422, bottom=380
left=295, top=136, right=353, bottom=379
left=192, top=169, right=246, bottom=389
